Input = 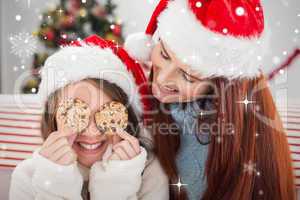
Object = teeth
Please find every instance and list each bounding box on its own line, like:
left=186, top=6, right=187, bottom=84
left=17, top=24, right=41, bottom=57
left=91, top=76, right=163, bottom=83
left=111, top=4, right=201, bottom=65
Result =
left=79, top=142, right=101, bottom=150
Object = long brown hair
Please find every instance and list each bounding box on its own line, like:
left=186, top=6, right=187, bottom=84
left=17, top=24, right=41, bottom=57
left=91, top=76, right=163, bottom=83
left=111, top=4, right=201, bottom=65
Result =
left=41, top=78, right=140, bottom=141
left=150, top=72, right=296, bottom=200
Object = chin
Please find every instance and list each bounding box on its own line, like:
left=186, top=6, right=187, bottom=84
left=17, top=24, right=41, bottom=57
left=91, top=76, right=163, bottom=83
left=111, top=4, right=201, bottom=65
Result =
left=155, top=95, right=177, bottom=103
left=77, top=157, right=99, bottom=168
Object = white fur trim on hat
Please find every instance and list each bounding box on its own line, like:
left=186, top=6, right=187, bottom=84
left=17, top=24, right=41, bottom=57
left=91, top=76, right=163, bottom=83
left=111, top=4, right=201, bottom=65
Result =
left=38, top=45, right=143, bottom=116
left=158, top=0, right=269, bottom=79
left=124, top=32, right=155, bottom=62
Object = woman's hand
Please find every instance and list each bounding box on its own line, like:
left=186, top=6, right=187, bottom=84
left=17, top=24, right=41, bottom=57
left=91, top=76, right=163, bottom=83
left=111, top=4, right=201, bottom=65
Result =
left=108, top=129, right=141, bottom=161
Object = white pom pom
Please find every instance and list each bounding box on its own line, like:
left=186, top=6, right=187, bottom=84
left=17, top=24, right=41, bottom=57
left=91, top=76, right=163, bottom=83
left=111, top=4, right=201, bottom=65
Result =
left=124, top=32, right=154, bottom=62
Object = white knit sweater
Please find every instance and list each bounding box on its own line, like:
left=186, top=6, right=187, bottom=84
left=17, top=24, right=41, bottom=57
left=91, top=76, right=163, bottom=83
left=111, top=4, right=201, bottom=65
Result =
left=9, top=147, right=169, bottom=200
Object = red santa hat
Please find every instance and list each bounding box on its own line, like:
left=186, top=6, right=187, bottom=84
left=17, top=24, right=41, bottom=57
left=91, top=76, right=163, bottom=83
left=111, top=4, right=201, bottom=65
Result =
left=38, top=35, right=152, bottom=119
left=125, top=0, right=270, bottom=79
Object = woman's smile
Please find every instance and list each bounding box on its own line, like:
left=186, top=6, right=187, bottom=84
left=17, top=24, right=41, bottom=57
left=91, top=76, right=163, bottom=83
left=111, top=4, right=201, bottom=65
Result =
left=152, top=82, right=179, bottom=102
left=159, top=84, right=178, bottom=95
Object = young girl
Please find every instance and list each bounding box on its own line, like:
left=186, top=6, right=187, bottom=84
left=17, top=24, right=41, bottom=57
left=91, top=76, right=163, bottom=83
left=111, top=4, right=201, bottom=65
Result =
left=9, top=35, right=168, bottom=200
left=125, top=0, right=296, bottom=199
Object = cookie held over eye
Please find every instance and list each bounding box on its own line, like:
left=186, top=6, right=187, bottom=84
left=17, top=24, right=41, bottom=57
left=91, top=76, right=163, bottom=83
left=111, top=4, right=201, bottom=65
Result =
left=57, top=98, right=91, bottom=133
left=95, top=101, right=128, bottom=135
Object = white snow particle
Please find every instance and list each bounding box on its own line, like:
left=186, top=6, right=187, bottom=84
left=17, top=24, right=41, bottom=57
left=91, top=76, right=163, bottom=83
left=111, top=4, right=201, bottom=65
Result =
left=279, top=69, right=284, bottom=74
left=61, top=34, right=67, bottom=39
left=256, top=171, right=261, bottom=176
left=195, top=1, right=202, bottom=8
left=243, top=161, right=257, bottom=175
left=272, top=56, right=281, bottom=65
left=15, top=15, right=22, bottom=21
left=31, top=88, right=37, bottom=93
left=44, top=180, right=51, bottom=188
left=71, top=55, right=77, bottom=61
left=276, top=21, right=281, bottom=27
left=235, top=7, right=245, bottom=16
left=147, top=0, right=155, bottom=4
left=222, top=28, right=228, bottom=34
left=217, top=136, right=222, bottom=143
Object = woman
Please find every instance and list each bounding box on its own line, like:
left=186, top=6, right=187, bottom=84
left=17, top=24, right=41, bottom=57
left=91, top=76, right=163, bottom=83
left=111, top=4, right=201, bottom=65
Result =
left=125, top=0, right=296, bottom=199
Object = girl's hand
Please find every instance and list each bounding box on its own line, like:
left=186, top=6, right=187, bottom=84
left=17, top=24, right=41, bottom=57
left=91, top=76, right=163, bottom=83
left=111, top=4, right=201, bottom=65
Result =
left=39, top=131, right=77, bottom=165
left=108, top=129, right=141, bottom=161
left=39, top=115, right=77, bottom=165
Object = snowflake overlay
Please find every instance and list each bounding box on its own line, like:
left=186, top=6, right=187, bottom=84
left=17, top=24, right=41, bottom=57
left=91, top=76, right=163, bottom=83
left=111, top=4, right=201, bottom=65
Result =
left=9, top=31, right=37, bottom=64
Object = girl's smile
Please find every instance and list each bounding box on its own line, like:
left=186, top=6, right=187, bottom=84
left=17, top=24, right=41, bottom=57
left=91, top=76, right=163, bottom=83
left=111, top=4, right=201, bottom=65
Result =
left=73, top=134, right=109, bottom=155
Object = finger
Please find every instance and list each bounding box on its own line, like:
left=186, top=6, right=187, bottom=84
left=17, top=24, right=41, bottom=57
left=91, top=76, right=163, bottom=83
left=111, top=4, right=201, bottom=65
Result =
left=57, top=149, right=76, bottom=165
left=61, top=123, right=78, bottom=145
left=102, top=144, right=113, bottom=161
left=113, top=140, right=136, bottom=159
left=51, top=145, right=71, bottom=162
left=67, top=133, right=77, bottom=145
left=42, top=131, right=60, bottom=148
left=43, top=137, right=69, bottom=156
left=113, top=146, right=129, bottom=160
left=44, top=131, right=75, bottom=148
left=115, top=129, right=140, bottom=154
left=55, top=112, right=65, bottom=131
left=112, top=135, right=122, bottom=145
left=55, top=112, right=77, bottom=145
left=108, top=152, right=121, bottom=160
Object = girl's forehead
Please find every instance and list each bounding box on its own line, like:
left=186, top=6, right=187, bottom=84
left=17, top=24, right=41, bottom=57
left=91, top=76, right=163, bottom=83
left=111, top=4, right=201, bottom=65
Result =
left=59, top=80, right=112, bottom=109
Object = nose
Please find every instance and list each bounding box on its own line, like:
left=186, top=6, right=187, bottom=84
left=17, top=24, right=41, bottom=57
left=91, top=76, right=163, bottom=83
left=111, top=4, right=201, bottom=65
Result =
left=81, top=119, right=102, bottom=136
left=156, top=63, right=178, bottom=88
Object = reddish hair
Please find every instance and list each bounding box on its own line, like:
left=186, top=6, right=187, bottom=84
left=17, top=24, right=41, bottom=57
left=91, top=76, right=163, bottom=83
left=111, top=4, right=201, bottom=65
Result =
left=150, top=73, right=296, bottom=200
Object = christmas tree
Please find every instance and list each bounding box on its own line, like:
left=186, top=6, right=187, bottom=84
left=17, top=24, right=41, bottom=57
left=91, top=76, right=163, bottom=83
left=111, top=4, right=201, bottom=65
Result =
left=22, top=0, right=123, bottom=94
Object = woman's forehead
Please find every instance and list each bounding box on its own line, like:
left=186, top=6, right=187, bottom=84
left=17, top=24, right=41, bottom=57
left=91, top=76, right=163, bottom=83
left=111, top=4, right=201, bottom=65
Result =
left=159, top=41, right=204, bottom=80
